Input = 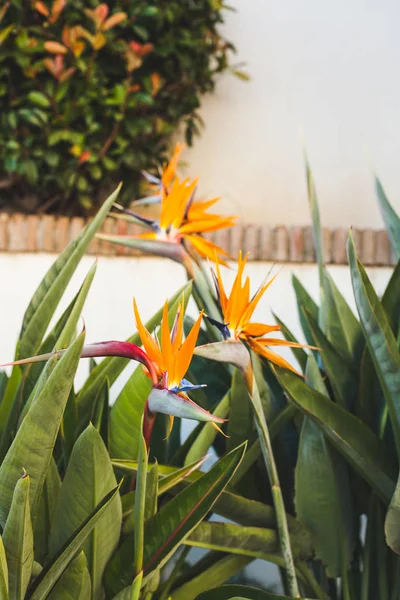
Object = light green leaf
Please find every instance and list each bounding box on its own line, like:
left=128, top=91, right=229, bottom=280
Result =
left=3, top=473, right=33, bottom=600
left=19, top=186, right=120, bottom=360
left=276, top=367, right=396, bottom=503
left=184, top=392, right=230, bottom=466
left=104, top=444, right=246, bottom=596
left=29, top=485, right=120, bottom=600
left=47, top=552, right=91, bottom=600
left=227, top=369, right=253, bottom=451
left=0, top=332, right=85, bottom=528
left=49, top=424, right=122, bottom=599
left=375, top=175, right=400, bottom=258
left=348, top=231, right=400, bottom=457
left=185, top=520, right=312, bottom=561
left=0, top=535, right=8, bottom=600
left=171, top=556, right=253, bottom=600
left=305, top=155, right=324, bottom=284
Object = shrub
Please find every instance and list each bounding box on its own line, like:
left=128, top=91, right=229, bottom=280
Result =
left=0, top=0, right=236, bottom=215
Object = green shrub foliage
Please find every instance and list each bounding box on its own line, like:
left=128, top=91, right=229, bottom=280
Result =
left=0, top=0, right=234, bottom=214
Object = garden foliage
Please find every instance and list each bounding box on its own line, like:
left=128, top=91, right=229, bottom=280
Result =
left=0, top=0, right=236, bottom=214
left=0, top=151, right=399, bottom=600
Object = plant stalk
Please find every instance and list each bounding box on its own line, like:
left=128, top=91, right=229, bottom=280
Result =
left=242, top=363, right=300, bottom=597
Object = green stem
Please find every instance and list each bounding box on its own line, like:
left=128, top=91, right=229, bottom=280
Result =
left=297, top=562, right=331, bottom=600
left=243, top=365, right=300, bottom=597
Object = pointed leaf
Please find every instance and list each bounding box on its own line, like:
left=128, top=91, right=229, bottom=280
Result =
left=276, top=367, right=396, bottom=503
left=19, top=186, right=120, bottom=359
left=104, top=443, right=246, bottom=596
left=47, top=552, right=91, bottom=600
left=133, top=420, right=147, bottom=579
left=375, top=175, right=400, bottom=258
left=33, top=457, right=61, bottom=564
left=184, top=392, right=230, bottom=465
left=96, top=234, right=187, bottom=263
left=305, top=156, right=324, bottom=284
left=348, top=231, right=400, bottom=456
left=29, top=485, right=120, bottom=600
left=322, top=270, right=363, bottom=364
left=49, top=425, right=122, bottom=599
left=295, top=355, right=355, bottom=576
left=3, top=473, right=34, bottom=600
left=0, top=332, right=85, bottom=528
left=302, top=308, right=357, bottom=409
left=147, top=388, right=225, bottom=423
left=292, top=275, right=319, bottom=346
left=272, top=313, right=307, bottom=372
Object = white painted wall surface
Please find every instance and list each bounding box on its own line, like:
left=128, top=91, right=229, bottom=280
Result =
left=0, top=253, right=392, bottom=393
left=184, top=0, right=400, bottom=228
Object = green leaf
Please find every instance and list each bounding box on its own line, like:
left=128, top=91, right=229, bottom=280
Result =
left=305, top=155, right=324, bottom=285
left=295, top=355, right=355, bottom=576
left=29, top=485, right=120, bottom=600
left=194, top=584, right=314, bottom=599
left=302, top=308, right=357, bottom=409
left=185, top=520, right=312, bottom=561
left=133, top=419, right=147, bottom=582
left=291, top=275, right=319, bottom=346
left=47, top=552, right=91, bottom=600
left=104, top=443, right=246, bottom=596
left=78, top=282, right=192, bottom=423
left=321, top=270, right=363, bottom=364
left=184, top=391, right=230, bottom=465
left=3, top=473, right=34, bottom=600
left=49, top=424, right=122, bottom=599
left=171, top=556, right=253, bottom=600
left=109, top=367, right=151, bottom=460
left=275, top=367, right=396, bottom=503
left=28, top=91, right=51, bottom=108
left=0, top=332, right=85, bottom=528
left=19, top=185, right=120, bottom=360
left=227, top=368, right=253, bottom=451
left=0, top=535, right=8, bottom=600
left=348, top=231, right=400, bottom=456
left=382, top=259, right=400, bottom=335
left=272, top=313, right=307, bottom=372
left=33, top=457, right=61, bottom=564
left=375, top=175, right=400, bottom=258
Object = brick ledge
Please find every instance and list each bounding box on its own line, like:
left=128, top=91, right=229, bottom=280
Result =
left=0, top=213, right=395, bottom=266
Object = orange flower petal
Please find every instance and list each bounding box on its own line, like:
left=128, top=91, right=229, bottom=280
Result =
left=241, top=323, right=281, bottom=337
left=173, top=311, right=203, bottom=385
left=185, top=234, right=230, bottom=265
left=179, top=216, right=237, bottom=235
left=161, top=143, right=184, bottom=189
left=133, top=299, right=162, bottom=371
left=161, top=299, right=172, bottom=372
left=247, top=338, right=302, bottom=376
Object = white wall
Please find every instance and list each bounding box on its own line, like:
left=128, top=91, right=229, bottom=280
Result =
left=184, top=0, right=400, bottom=228
left=0, top=253, right=392, bottom=395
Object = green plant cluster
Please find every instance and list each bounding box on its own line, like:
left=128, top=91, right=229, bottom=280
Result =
left=0, top=0, right=235, bottom=214
left=0, top=162, right=399, bottom=600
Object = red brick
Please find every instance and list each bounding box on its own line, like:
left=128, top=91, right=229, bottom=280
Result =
left=303, top=226, right=316, bottom=262
left=374, top=230, right=391, bottom=265
left=259, top=225, right=272, bottom=260
left=289, top=226, right=305, bottom=262
left=55, top=216, right=71, bottom=253
left=26, top=215, right=38, bottom=252
left=8, top=213, right=26, bottom=252
left=243, top=224, right=260, bottom=259
left=273, top=226, right=289, bottom=262
left=332, top=229, right=348, bottom=264
left=361, top=229, right=375, bottom=265
left=0, top=214, right=9, bottom=251
left=40, top=214, right=56, bottom=252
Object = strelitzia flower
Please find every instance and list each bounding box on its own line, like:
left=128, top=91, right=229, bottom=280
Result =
left=2, top=303, right=224, bottom=445
left=98, top=144, right=237, bottom=266
left=133, top=298, right=225, bottom=435
left=197, top=252, right=311, bottom=375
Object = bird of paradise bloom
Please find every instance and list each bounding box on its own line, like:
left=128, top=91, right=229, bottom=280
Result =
left=198, top=251, right=312, bottom=376
left=99, top=144, right=237, bottom=266
left=1, top=302, right=224, bottom=447
left=133, top=298, right=226, bottom=439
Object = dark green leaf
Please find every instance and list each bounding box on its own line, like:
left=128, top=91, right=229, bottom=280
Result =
left=375, top=176, right=400, bottom=258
